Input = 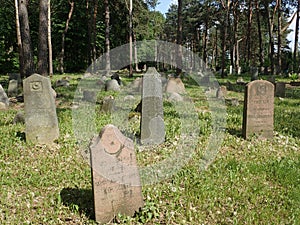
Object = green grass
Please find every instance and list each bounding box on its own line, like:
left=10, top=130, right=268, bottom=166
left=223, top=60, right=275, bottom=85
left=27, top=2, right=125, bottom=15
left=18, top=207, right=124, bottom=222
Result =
left=0, top=73, right=299, bottom=224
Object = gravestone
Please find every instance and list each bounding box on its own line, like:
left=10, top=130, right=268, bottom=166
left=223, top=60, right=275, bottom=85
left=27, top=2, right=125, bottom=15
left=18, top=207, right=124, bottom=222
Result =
left=105, top=79, right=120, bottom=92
left=165, top=77, right=186, bottom=94
left=140, top=67, right=165, bottom=145
left=0, top=84, right=9, bottom=107
left=242, top=80, right=274, bottom=139
left=167, top=92, right=183, bottom=102
left=275, top=82, right=286, bottom=97
left=8, top=79, right=19, bottom=97
left=250, top=66, right=259, bottom=81
left=90, top=124, right=143, bottom=224
left=23, top=74, right=59, bottom=144
left=100, top=95, right=114, bottom=113
left=216, top=85, right=227, bottom=99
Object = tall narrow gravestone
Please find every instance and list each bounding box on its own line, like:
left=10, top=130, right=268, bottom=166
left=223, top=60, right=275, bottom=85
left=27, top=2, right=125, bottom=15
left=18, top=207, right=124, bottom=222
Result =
left=140, top=67, right=165, bottom=145
left=90, top=124, right=143, bottom=224
left=23, top=74, right=59, bottom=144
left=242, top=80, right=274, bottom=139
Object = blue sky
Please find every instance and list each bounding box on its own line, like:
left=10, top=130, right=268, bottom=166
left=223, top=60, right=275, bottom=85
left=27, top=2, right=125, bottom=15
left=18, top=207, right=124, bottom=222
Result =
left=155, top=0, right=176, bottom=15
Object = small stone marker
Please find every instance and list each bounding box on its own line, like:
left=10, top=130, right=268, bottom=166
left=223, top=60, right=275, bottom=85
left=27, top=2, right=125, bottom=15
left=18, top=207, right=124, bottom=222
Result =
left=105, top=79, right=120, bottom=92
left=23, top=74, right=59, bottom=144
left=242, top=80, right=274, bottom=139
left=165, top=77, right=186, bottom=94
left=140, top=67, right=165, bottom=145
left=250, top=66, right=259, bottom=81
left=100, top=95, right=114, bottom=113
left=90, top=124, right=143, bottom=224
left=8, top=79, right=19, bottom=97
left=275, top=82, right=286, bottom=97
left=0, top=84, right=9, bottom=107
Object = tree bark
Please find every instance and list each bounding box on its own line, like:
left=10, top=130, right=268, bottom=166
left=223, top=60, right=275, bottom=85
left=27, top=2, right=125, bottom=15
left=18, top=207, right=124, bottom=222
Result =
left=38, top=0, right=49, bottom=76
left=294, top=0, right=300, bottom=72
left=277, top=0, right=282, bottom=74
left=18, top=0, right=35, bottom=78
left=104, top=0, right=110, bottom=73
left=48, top=0, right=53, bottom=76
left=58, top=0, right=74, bottom=74
left=176, top=0, right=183, bottom=77
left=256, top=0, right=264, bottom=72
left=15, top=0, right=24, bottom=78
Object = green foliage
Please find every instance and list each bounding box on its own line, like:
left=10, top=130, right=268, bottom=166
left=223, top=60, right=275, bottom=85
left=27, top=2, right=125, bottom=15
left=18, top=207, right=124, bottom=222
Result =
left=0, top=73, right=299, bottom=224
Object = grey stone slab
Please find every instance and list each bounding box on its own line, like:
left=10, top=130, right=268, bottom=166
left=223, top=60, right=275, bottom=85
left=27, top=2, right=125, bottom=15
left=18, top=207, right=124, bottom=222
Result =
left=23, top=74, right=59, bottom=144
left=8, top=79, right=19, bottom=97
left=0, top=84, right=9, bottom=106
left=140, top=67, right=165, bottom=145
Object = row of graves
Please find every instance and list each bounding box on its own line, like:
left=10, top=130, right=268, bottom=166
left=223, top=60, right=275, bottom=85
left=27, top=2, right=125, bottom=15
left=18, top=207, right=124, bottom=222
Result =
left=0, top=68, right=298, bottom=223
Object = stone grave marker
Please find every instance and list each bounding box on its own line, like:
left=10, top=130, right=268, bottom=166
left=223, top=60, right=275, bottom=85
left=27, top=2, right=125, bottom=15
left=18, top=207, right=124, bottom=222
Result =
left=250, top=66, right=259, bottom=81
left=105, top=79, right=120, bottom=92
left=242, top=80, right=274, bottom=139
left=90, top=124, right=143, bottom=224
left=8, top=79, right=19, bottom=97
left=100, top=95, right=115, bottom=113
left=140, top=67, right=165, bottom=145
left=165, top=77, right=186, bottom=94
left=275, top=82, right=286, bottom=97
left=0, top=84, right=9, bottom=107
left=23, top=74, right=59, bottom=144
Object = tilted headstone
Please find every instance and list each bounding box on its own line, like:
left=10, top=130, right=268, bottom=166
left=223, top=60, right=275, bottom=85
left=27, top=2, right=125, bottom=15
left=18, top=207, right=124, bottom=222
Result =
left=0, top=84, right=9, bottom=107
left=165, top=77, right=186, bottom=94
left=140, top=67, right=165, bottom=145
left=90, top=124, right=143, bottom=224
left=275, top=82, right=286, bottom=97
left=23, top=74, right=59, bottom=144
left=8, top=79, right=19, bottom=97
left=242, top=80, right=274, bottom=139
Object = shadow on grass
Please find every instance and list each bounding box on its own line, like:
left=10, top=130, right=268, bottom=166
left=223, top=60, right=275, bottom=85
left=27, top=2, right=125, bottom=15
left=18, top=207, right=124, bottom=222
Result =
left=227, top=128, right=243, bottom=138
left=60, top=187, right=95, bottom=220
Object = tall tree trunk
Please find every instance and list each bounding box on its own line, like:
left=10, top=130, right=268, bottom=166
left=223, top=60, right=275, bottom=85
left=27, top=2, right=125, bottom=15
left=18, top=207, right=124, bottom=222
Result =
left=133, top=32, right=139, bottom=71
left=58, top=0, right=74, bottom=74
left=38, top=0, right=48, bottom=76
left=48, top=0, right=53, bottom=76
left=18, top=0, right=35, bottom=78
left=294, top=0, right=300, bottom=72
left=92, top=0, right=98, bottom=62
left=277, top=0, right=282, bottom=74
left=246, top=0, right=253, bottom=65
left=15, top=0, right=24, bottom=79
left=265, top=5, right=275, bottom=74
left=104, top=0, right=110, bottom=73
left=221, top=0, right=230, bottom=78
left=256, top=0, right=264, bottom=72
left=129, top=0, right=133, bottom=77
left=176, top=0, right=183, bottom=77
left=202, top=20, right=208, bottom=66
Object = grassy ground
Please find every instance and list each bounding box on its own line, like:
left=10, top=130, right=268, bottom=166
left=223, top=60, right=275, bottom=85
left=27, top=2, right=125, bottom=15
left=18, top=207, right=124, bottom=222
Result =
left=0, top=72, right=299, bottom=224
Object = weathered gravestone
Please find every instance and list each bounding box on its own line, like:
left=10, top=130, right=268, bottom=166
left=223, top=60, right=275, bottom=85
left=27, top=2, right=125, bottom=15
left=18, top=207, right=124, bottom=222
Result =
left=8, top=79, right=19, bottom=97
left=23, top=74, right=59, bottom=144
left=90, top=124, right=143, bottom=224
left=165, top=77, right=186, bottom=94
left=140, top=67, right=165, bottom=145
left=0, top=84, right=9, bottom=107
left=275, top=82, right=286, bottom=97
left=105, top=79, right=120, bottom=92
left=242, top=80, right=274, bottom=139
left=100, top=95, right=115, bottom=113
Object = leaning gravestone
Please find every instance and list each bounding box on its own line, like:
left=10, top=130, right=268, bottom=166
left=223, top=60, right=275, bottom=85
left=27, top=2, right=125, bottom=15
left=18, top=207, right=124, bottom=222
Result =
left=23, top=74, right=59, bottom=144
left=165, top=77, right=186, bottom=94
left=242, top=80, right=274, bottom=139
left=140, top=67, right=165, bottom=145
left=0, top=84, right=9, bottom=107
left=90, top=124, right=143, bottom=224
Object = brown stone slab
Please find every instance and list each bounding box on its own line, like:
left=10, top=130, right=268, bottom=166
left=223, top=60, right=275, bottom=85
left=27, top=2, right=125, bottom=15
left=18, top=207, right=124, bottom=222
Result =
left=90, top=124, right=143, bottom=224
left=242, top=80, right=274, bottom=139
